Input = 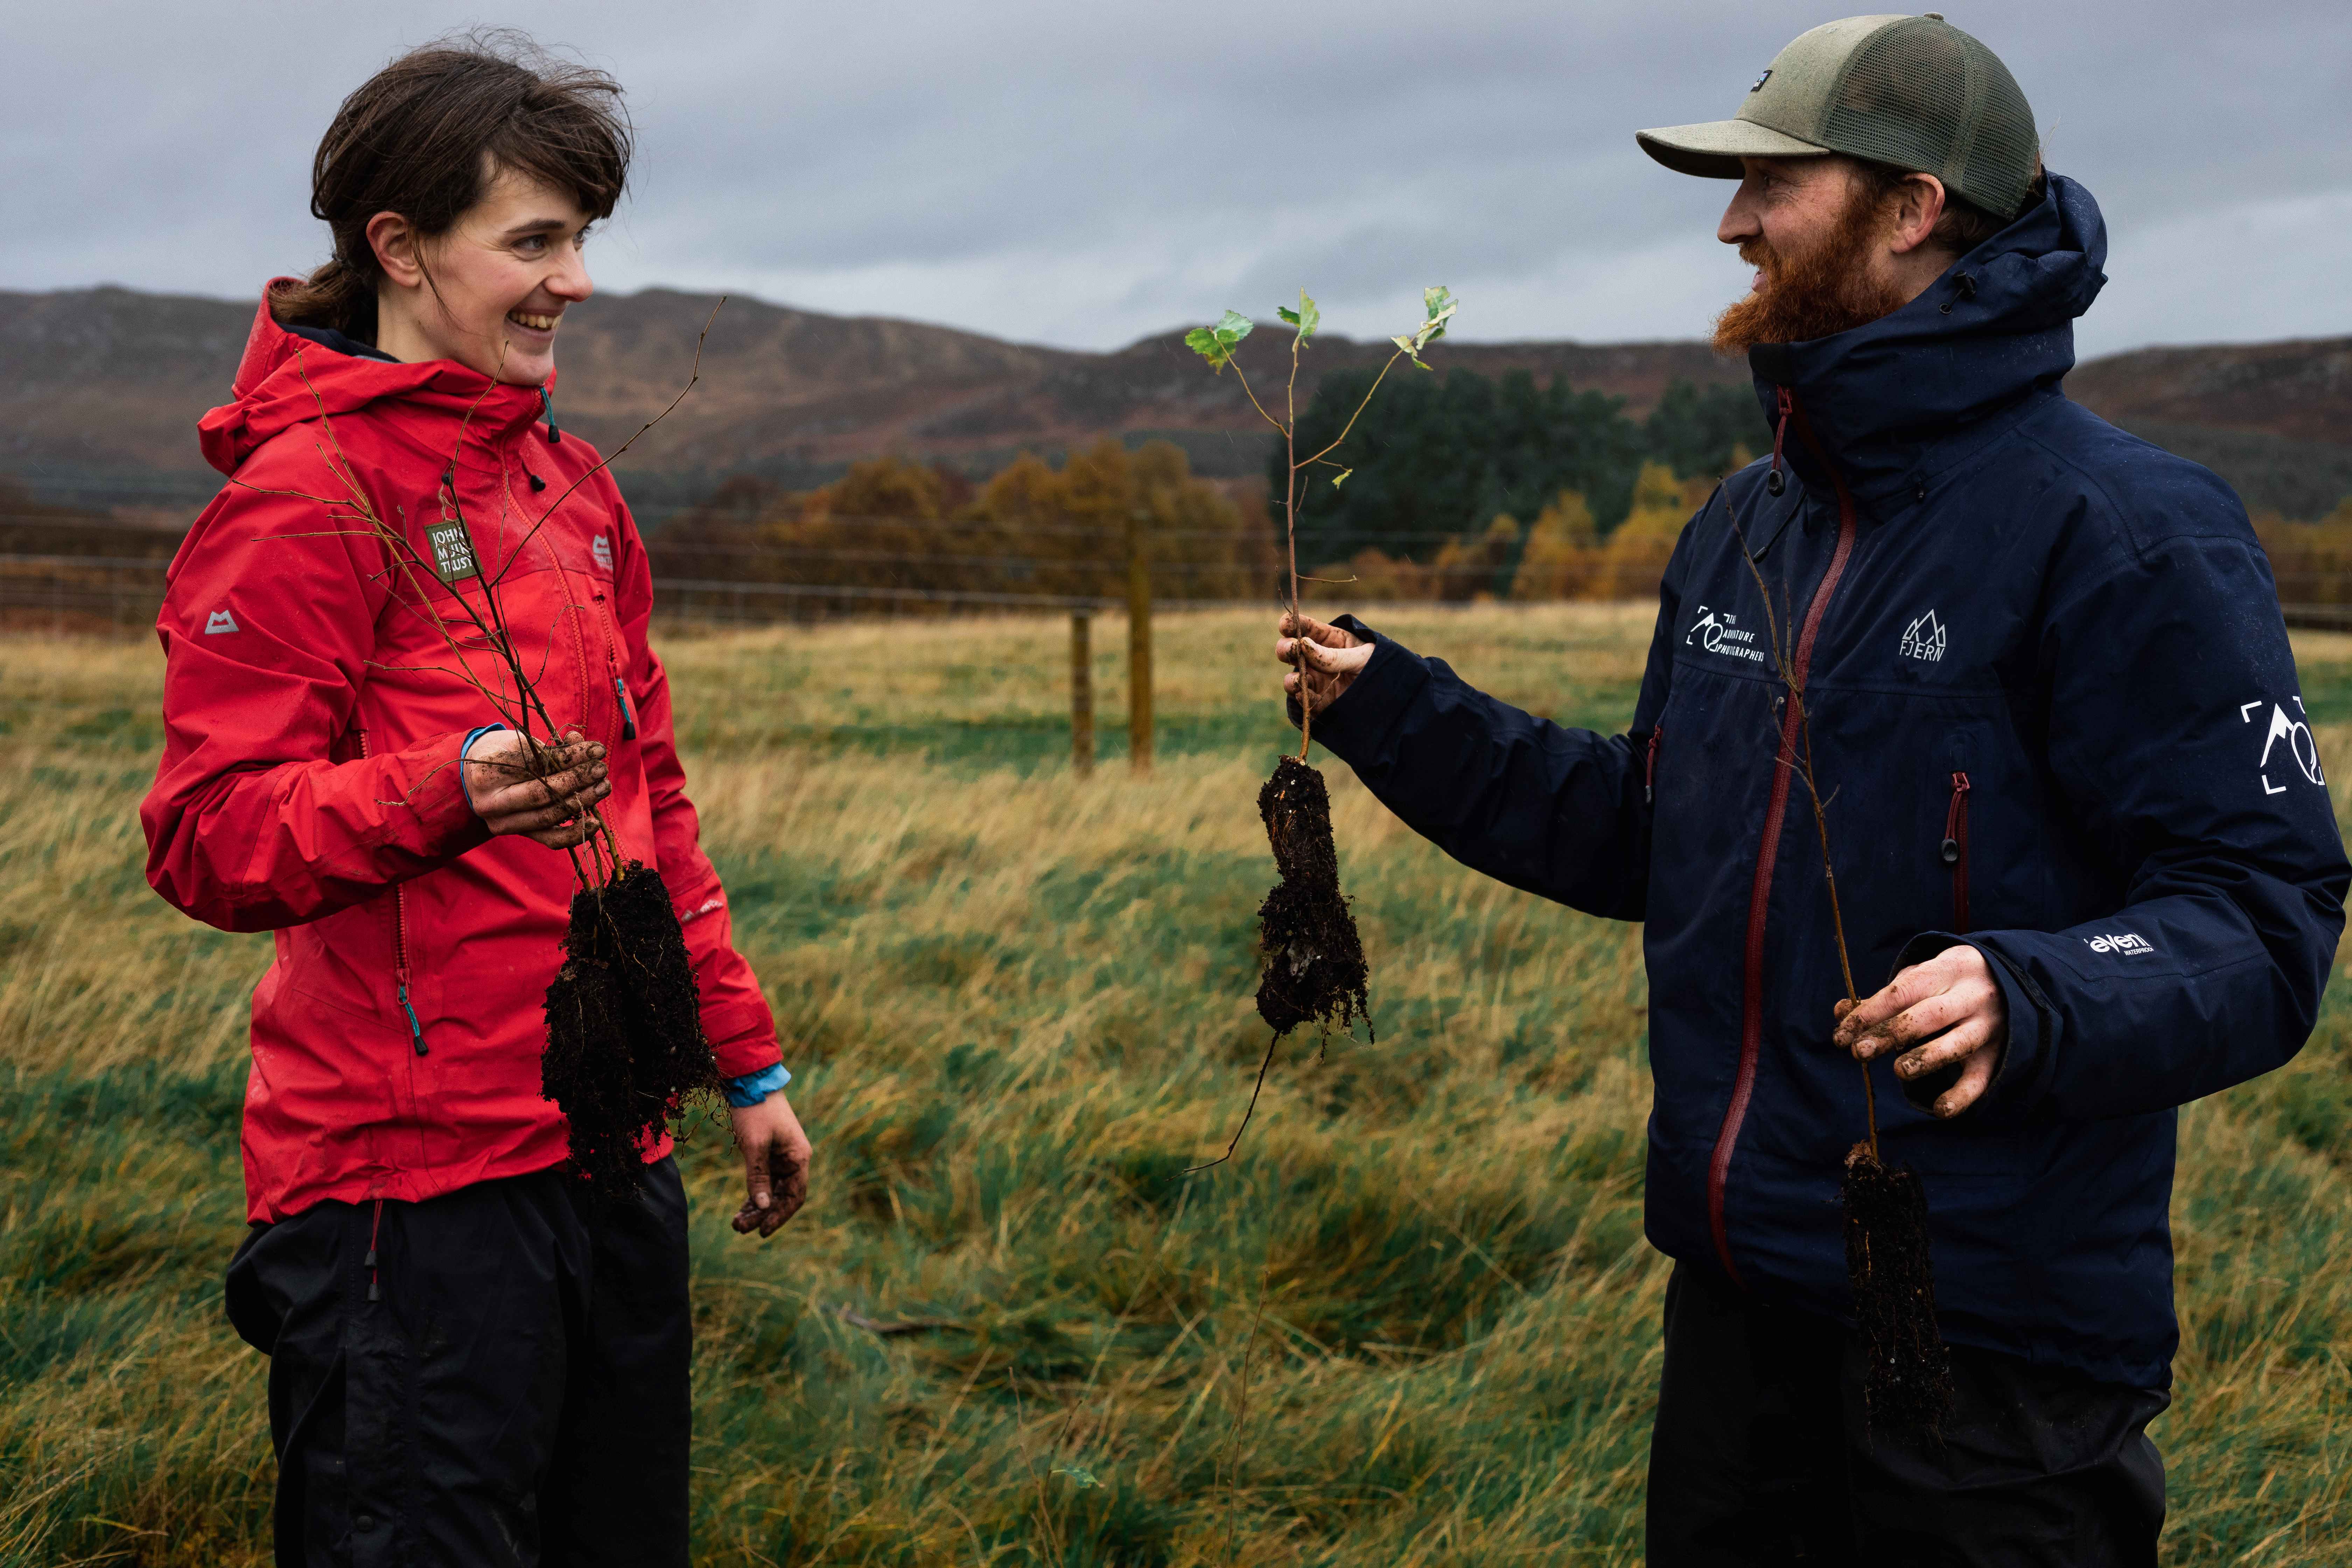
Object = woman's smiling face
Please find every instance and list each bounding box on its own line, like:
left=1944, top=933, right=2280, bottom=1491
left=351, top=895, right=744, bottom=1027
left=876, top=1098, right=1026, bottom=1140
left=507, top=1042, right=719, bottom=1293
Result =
left=366, top=163, right=595, bottom=385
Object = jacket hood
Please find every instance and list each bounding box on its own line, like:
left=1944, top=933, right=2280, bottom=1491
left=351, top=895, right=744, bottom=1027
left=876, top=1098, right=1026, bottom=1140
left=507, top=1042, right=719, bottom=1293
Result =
left=1746, top=173, right=2110, bottom=504
left=198, top=280, right=555, bottom=476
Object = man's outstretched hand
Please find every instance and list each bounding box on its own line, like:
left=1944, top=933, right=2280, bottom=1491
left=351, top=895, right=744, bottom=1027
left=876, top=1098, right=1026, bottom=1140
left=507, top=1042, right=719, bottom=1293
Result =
left=1831, top=944, right=2007, bottom=1118
left=728, top=1092, right=812, bottom=1238
left=1274, top=612, right=1375, bottom=714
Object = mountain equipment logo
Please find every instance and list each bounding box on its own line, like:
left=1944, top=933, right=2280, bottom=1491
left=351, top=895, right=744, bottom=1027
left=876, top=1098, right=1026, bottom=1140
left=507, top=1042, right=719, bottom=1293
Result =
left=2242, top=696, right=2325, bottom=794
left=1685, top=604, right=1766, bottom=664
left=1898, top=610, right=1946, bottom=663
left=592, top=534, right=614, bottom=572
left=204, top=609, right=239, bottom=635
left=2086, top=932, right=2155, bottom=957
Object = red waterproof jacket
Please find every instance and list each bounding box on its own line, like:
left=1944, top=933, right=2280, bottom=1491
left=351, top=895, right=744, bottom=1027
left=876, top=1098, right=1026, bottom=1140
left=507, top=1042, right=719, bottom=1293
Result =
left=142, top=287, right=781, bottom=1223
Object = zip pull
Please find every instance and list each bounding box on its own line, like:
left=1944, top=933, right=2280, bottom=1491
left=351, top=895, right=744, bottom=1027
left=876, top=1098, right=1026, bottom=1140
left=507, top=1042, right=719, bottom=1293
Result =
left=526, top=470, right=547, bottom=492
left=1941, top=771, right=1972, bottom=933
left=537, top=385, right=562, bottom=445
left=366, top=1198, right=384, bottom=1303
left=614, top=676, right=638, bottom=741
left=1766, top=387, right=1792, bottom=496
left=1645, top=724, right=1664, bottom=803
left=397, top=978, right=428, bottom=1057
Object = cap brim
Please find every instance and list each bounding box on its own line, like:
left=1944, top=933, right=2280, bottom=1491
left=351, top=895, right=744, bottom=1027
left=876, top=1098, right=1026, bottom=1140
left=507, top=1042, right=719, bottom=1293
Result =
left=1636, top=119, right=1831, bottom=179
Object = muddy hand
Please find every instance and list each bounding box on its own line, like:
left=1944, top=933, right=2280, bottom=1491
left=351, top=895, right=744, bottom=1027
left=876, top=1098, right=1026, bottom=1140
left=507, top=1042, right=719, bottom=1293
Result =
left=465, top=724, right=610, bottom=848
left=1832, top=945, right=2007, bottom=1118
left=1275, top=612, right=1374, bottom=713
left=729, top=1092, right=812, bottom=1238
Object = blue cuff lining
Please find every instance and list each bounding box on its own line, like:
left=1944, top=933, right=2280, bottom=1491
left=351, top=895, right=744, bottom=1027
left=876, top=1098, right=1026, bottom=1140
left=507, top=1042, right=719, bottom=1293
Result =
left=724, top=1062, right=793, bottom=1108
left=458, top=724, right=508, bottom=810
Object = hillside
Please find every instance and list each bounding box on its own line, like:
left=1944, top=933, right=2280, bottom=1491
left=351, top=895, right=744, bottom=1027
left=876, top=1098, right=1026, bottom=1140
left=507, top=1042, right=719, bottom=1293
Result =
left=2, top=285, right=2346, bottom=518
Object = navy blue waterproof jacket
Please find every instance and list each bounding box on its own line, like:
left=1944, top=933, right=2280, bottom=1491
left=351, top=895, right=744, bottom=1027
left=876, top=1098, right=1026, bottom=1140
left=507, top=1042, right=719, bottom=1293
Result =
left=1313, top=175, right=2347, bottom=1389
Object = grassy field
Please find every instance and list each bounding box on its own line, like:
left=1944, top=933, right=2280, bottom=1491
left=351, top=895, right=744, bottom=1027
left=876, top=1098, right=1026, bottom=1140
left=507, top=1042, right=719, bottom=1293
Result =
left=4, top=603, right=2351, bottom=1565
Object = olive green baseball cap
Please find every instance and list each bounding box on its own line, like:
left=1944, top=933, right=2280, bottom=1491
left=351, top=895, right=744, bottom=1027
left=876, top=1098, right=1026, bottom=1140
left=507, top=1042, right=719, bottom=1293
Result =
left=1637, top=13, right=2041, bottom=219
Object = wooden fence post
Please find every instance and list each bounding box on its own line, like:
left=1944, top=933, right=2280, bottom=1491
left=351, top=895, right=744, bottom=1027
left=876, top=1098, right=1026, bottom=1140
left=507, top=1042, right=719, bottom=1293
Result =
left=1127, top=510, right=1153, bottom=772
left=1070, top=610, right=1094, bottom=776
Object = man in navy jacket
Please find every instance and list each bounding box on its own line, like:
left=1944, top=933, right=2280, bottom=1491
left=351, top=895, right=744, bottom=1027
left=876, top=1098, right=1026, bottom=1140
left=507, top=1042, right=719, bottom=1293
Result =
left=1279, top=16, right=2345, bottom=1565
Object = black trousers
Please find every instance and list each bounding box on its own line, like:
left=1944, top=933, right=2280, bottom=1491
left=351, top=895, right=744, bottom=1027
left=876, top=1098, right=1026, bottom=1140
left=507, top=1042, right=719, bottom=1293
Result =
left=1646, top=1264, right=2168, bottom=1566
left=225, top=1157, right=692, bottom=1568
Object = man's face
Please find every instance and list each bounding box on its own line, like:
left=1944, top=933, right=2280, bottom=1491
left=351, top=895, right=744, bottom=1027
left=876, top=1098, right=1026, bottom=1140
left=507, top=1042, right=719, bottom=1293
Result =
left=1711, top=156, right=1909, bottom=355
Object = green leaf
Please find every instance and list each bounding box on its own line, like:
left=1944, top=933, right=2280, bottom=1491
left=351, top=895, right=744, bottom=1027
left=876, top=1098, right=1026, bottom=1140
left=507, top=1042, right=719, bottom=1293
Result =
left=1185, top=324, right=1234, bottom=371
left=1330, top=467, right=1353, bottom=489
left=1052, top=1466, right=1099, bottom=1489
left=1276, top=306, right=1299, bottom=325
left=1295, top=290, right=1320, bottom=343
left=1390, top=333, right=1429, bottom=370
left=1213, top=309, right=1254, bottom=348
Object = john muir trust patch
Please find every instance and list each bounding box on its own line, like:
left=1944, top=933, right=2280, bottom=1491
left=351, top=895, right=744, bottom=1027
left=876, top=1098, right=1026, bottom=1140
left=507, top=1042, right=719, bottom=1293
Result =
left=426, top=517, right=480, bottom=583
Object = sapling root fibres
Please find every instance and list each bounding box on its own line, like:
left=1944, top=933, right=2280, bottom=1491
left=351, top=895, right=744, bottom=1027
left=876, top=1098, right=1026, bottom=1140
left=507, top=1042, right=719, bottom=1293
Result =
left=241, top=309, right=728, bottom=1200
left=1182, top=288, right=1452, bottom=1165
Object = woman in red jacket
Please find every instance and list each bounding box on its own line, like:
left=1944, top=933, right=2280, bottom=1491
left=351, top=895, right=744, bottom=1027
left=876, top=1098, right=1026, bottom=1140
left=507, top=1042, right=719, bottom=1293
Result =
left=139, top=35, right=809, bottom=1566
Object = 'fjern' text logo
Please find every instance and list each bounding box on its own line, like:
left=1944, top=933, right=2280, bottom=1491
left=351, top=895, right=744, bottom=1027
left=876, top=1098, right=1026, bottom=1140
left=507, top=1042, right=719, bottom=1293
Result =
left=1898, top=610, right=1946, bottom=663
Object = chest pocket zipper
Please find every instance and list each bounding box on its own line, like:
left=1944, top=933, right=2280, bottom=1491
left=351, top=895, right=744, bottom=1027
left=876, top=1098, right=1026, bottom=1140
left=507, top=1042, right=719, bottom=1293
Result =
left=356, top=727, right=428, bottom=1056
left=1941, top=772, right=1972, bottom=933
left=592, top=588, right=638, bottom=741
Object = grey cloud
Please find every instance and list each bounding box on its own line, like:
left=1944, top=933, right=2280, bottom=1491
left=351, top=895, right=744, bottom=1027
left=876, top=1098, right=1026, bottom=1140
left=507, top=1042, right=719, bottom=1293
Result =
left=4, top=0, right=2346, bottom=356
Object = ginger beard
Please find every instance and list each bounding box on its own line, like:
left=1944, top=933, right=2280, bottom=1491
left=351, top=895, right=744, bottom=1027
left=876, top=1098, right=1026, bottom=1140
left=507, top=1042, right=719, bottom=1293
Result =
left=1713, top=179, right=1913, bottom=355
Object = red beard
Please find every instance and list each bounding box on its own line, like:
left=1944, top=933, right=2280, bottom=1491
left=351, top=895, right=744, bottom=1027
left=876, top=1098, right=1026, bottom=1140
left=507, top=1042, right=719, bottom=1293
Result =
left=1713, top=184, right=1911, bottom=355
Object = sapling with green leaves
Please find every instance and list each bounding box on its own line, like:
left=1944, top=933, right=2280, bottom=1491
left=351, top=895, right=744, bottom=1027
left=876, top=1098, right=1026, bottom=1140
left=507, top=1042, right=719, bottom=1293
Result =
left=1181, top=287, right=1455, bottom=1166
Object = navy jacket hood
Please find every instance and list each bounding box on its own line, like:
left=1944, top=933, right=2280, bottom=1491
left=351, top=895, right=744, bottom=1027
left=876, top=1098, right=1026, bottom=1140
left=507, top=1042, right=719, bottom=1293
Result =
left=1749, top=173, right=2110, bottom=507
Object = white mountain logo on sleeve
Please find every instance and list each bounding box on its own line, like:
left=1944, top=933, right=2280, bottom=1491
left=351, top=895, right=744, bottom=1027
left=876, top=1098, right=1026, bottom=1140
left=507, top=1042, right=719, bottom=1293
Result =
left=1899, top=610, right=1946, bottom=662
left=204, top=609, right=239, bottom=635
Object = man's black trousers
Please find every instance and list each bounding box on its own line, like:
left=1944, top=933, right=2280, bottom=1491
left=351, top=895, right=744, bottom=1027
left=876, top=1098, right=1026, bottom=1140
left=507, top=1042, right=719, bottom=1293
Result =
left=1647, top=1264, right=2168, bottom=1566
left=225, top=1157, right=692, bottom=1568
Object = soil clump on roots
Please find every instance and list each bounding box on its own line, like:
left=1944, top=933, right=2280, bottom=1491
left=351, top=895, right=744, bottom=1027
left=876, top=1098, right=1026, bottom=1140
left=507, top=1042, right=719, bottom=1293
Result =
left=1841, top=1142, right=1954, bottom=1437
left=542, top=861, right=722, bottom=1201
left=1254, top=756, right=1372, bottom=1038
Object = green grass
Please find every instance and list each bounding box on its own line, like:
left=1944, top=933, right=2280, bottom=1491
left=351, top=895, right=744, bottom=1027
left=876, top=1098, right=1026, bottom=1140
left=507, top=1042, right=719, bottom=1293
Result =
left=2, top=606, right=2351, bottom=1564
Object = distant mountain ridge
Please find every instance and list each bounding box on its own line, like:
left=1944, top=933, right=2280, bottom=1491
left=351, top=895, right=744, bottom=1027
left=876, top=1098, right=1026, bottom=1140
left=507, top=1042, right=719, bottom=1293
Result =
left=3, top=285, right=2346, bottom=519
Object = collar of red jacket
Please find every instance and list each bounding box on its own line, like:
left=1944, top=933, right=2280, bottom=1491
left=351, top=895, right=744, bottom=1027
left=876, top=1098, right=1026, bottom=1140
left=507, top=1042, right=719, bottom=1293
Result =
left=197, top=279, right=557, bottom=476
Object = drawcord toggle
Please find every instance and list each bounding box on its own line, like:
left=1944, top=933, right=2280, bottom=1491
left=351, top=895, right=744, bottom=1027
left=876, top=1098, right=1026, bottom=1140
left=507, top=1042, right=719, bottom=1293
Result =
left=537, top=385, right=562, bottom=446
left=1765, top=387, right=1792, bottom=496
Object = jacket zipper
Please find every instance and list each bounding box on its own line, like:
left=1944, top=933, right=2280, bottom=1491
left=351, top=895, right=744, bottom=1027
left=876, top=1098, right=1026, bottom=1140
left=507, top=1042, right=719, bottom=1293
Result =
left=1645, top=724, right=1664, bottom=803
left=358, top=727, right=429, bottom=1057
left=1942, top=772, right=1973, bottom=933
left=1707, top=387, right=1856, bottom=1285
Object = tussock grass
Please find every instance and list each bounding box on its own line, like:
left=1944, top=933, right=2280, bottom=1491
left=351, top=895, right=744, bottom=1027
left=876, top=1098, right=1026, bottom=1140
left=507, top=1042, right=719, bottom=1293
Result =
left=1, top=607, right=2349, bottom=1563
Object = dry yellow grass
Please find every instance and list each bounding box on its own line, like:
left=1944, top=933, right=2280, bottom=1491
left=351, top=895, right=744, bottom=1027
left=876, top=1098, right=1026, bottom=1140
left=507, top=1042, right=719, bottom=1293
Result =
left=1, top=606, right=2348, bottom=1563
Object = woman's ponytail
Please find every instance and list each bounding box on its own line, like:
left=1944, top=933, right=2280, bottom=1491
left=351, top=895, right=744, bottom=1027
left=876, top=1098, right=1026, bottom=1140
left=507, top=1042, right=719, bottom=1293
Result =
left=268, top=255, right=379, bottom=338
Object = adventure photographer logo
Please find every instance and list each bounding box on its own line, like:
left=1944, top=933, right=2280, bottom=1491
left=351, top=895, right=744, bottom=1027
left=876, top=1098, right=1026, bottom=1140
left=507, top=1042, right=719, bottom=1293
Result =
left=1899, top=610, right=1946, bottom=663
left=1685, top=604, right=1766, bottom=664
left=2086, top=932, right=2156, bottom=957
left=2240, top=696, right=2324, bottom=794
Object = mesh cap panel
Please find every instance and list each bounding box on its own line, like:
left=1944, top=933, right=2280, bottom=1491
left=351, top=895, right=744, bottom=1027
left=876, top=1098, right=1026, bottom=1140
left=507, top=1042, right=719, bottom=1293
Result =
left=1827, top=17, right=2039, bottom=217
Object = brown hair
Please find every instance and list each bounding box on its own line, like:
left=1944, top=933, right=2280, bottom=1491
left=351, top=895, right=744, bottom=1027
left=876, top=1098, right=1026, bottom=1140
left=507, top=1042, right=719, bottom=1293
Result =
left=1848, top=155, right=2047, bottom=259
left=271, top=29, right=631, bottom=340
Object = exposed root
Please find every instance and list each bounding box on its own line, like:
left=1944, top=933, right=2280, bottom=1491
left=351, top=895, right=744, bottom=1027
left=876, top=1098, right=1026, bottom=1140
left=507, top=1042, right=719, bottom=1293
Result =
left=1253, top=756, right=1371, bottom=1039
left=1842, top=1141, right=1955, bottom=1439
left=541, top=861, right=722, bottom=1201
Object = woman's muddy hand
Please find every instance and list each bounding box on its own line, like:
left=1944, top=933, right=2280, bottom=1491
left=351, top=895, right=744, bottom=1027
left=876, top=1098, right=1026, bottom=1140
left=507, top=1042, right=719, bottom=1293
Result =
left=465, top=725, right=610, bottom=848
left=1276, top=612, right=1374, bottom=714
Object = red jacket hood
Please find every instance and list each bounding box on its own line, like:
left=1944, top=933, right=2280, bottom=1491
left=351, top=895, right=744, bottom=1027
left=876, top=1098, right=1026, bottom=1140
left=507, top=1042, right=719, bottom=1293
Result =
left=198, top=280, right=557, bottom=475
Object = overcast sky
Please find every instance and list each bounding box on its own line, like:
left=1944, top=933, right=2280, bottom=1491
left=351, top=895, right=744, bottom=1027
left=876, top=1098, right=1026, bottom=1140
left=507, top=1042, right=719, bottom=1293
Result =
left=6, top=1, right=2346, bottom=360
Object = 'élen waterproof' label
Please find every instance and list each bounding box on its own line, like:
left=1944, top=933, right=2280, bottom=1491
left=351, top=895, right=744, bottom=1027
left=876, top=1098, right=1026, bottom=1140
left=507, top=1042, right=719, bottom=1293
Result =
left=426, top=520, right=479, bottom=583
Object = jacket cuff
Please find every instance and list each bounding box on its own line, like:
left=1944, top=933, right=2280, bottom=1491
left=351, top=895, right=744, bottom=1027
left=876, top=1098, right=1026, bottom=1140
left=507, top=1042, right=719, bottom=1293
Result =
left=723, top=1062, right=792, bottom=1107
left=1889, top=930, right=2054, bottom=1121
left=1295, top=616, right=1432, bottom=767
left=405, top=731, right=494, bottom=857
left=702, top=997, right=783, bottom=1080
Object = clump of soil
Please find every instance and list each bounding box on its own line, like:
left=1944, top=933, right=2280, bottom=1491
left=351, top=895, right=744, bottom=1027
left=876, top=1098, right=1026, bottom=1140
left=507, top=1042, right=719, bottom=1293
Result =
left=1842, top=1142, right=1954, bottom=1438
left=542, top=861, right=722, bottom=1200
left=1253, top=756, right=1372, bottom=1039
